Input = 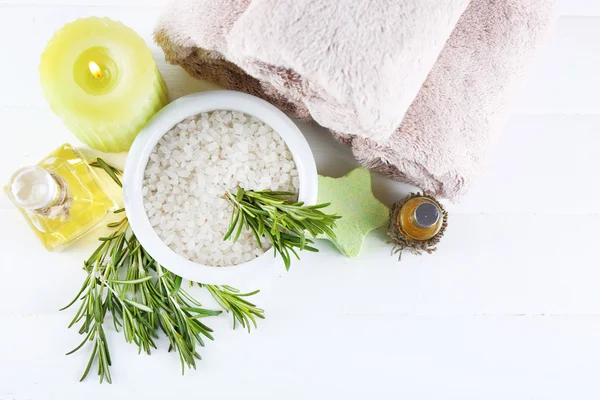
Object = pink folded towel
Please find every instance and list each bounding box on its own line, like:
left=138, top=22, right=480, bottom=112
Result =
left=155, top=0, right=555, bottom=199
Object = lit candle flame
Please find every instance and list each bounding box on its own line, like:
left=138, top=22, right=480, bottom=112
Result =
left=88, top=61, right=102, bottom=79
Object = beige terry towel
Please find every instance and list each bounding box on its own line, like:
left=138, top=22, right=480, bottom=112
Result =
left=155, top=0, right=556, bottom=199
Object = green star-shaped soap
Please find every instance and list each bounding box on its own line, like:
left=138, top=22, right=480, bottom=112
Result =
left=316, top=167, right=389, bottom=257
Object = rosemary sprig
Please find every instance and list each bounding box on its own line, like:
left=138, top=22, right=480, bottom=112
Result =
left=224, top=187, right=340, bottom=269
left=202, top=284, right=265, bottom=332
left=62, top=159, right=264, bottom=383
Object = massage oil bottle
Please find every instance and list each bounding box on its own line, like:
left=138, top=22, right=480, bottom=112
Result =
left=396, top=196, right=443, bottom=241
left=5, top=144, right=118, bottom=250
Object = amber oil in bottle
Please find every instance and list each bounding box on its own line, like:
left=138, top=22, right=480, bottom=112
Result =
left=397, top=197, right=443, bottom=241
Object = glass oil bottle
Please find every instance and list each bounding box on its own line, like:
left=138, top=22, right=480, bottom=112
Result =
left=396, top=196, right=443, bottom=241
left=388, top=193, right=447, bottom=258
left=5, top=144, right=119, bottom=250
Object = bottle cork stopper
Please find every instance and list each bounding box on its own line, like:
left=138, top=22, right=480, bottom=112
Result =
left=8, top=166, right=58, bottom=210
left=7, top=166, right=73, bottom=220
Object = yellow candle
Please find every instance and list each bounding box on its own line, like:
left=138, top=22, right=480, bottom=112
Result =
left=39, top=17, right=168, bottom=153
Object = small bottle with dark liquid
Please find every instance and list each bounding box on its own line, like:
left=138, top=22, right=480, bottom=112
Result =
left=396, top=197, right=443, bottom=241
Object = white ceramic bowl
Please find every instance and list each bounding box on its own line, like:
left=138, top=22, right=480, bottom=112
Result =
left=123, top=90, right=317, bottom=285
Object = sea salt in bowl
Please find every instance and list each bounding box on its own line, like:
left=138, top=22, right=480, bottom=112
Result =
left=123, top=91, right=318, bottom=285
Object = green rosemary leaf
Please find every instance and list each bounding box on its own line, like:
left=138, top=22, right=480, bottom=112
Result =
left=245, top=217, right=264, bottom=247
left=66, top=329, right=94, bottom=355
left=98, top=325, right=112, bottom=366
left=181, top=306, right=222, bottom=317
left=288, top=246, right=300, bottom=261
left=108, top=276, right=153, bottom=285
left=233, top=210, right=245, bottom=242
left=107, top=219, right=125, bottom=228
left=236, top=289, right=260, bottom=297
left=260, top=191, right=295, bottom=196
left=280, top=249, right=291, bottom=270
left=91, top=159, right=122, bottom=188
left=172, top=275, right=183, bottom=294
left=60, top=275, right=90, bottom=312
left=123, top=298, right=153, bottom=313
left=236, top=186, right=244, bottom=202
left=80, top=342, right=98, bottom=382
left=223, top=208, right=238, bottom=241
left=309, top=202, right=331, bottom=209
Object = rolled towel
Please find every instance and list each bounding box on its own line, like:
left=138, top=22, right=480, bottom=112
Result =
left=155, top=0, right=556, bottom=199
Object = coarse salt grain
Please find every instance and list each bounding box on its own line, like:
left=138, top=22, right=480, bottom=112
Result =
left=143, top=111, right=298, bottom=267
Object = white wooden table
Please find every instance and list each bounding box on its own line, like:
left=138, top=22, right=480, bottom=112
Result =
left=1, top=1, right=599, bottom=398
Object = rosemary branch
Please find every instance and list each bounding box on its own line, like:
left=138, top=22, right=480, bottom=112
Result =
left=62, top=159, right=264, bottom=383
left=202, top=284, right=265, bottom=332
left=224, top=187, right=340, bottom=269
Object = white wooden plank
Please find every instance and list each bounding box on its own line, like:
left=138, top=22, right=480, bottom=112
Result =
left=557, top=0, right=600, bottom=16
left=259, top=213, right=600, bottom=316
left=513, top=16, right=600, bottom=115
left=1, top=313, right=600, bottom=398
left=3, top=210, right=599, bottom=316
left=452, top=114, right=600, bottom=214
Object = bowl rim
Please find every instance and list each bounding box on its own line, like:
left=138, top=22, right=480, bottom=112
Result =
left=123, top=90, right=318, bottom=285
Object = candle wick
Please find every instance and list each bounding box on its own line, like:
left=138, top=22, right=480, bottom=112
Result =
left=88, top=61, right=102, bottom=79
